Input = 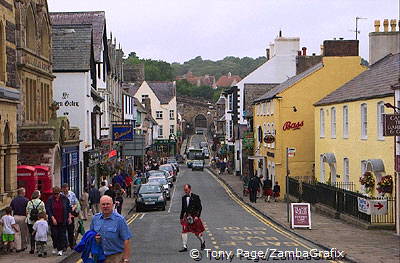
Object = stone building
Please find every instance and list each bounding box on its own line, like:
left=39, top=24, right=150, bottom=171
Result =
left=0, top=0, right=19, bottom=210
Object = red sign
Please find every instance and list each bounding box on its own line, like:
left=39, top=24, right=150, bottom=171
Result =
left=283, top=121, right=304, bottom=131
left=108, top=150, right=117, bottom=158
left=291, top=203, right=311, bottom=229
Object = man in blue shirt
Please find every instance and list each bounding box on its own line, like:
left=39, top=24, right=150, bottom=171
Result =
left=91, top=195, right=132, bottom=263
left=62, top=183, right=79, bottom=249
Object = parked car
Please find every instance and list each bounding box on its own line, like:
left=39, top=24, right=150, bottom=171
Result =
left=147, top=176, right=171, bottom=200
left=148, top=170, right=173, bottom=187
left=136, top=183, right=166, bottom=212
left=199, top=142, right=208, bottom=148
left=160, top=164, right=177, bottom=182
left=192, top=160, right=204, bottom=171
left=167, top=158, right=180, bottom=173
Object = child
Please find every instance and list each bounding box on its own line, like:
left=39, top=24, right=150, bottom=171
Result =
left=0, top=207, right=19, bottom=252
left=32, top=212, right=49, bottom=257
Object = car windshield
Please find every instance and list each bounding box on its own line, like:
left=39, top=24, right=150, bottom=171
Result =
left=193, top=161, right=203, bottom=165
left=149, top=178, right=168, bottom=185
left=149, top=172, right=165, bottom=177
left=160, top=166, right=173, bottom=171
left=139, top=185, right=161, bottom=194
left=167, top=159, right=176, bottom=163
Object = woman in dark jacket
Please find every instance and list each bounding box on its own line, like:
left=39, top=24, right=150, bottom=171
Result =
left=45, top=186, right=72, bottom=256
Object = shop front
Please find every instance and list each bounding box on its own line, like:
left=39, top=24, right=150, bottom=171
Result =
left=62, top=146, right=80, bottom=195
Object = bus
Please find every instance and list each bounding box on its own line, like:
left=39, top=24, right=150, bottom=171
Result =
left=186, top=147, right=204, bottom=168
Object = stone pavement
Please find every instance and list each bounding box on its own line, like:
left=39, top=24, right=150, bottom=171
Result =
left=0, top=196, right=136, bottom=263
left=211, top=169, right=400, bottom=263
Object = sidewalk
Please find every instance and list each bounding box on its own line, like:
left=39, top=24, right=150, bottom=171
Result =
left=211, top=169, right=400, bottom=263
left=0, top=197, right=136, bottom=263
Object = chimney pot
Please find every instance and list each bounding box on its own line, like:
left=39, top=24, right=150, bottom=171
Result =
left=339, top=37, right=344, bottom=40
left=320, top=45, right=324, bottom=55
left=298, top=50, right=302, bottom=56
left=302, top=47, right=307, bottom=56
left=390, top=19, right=397, bottom=32
left=383, top=19, right=389, bottom=32
left=374, top=20, right=381, bottom=32
left=312, top=53, right=316, bottom=56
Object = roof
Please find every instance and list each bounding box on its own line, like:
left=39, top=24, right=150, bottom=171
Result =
left=52, top=24, right=93, bottom=71
left=215, top=74, right=241, bottom=88
left=254, top=63, right=323, bottom=103
left=315, top=53, right=399, bottom=106
left=122, top=83, right=139, bottom=97
left=147, top=82, right=175, bottom=104
left=50, top=11, right=106, bottom=62
left=216, top=96, right=225, bottom=105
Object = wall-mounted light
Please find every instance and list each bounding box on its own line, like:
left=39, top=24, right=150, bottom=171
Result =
left=292, top=106, right=297, bottom=112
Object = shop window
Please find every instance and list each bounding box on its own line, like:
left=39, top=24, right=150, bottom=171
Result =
left=343, top=106, right=349, bottom=138
left=320, top=109, right=325, bottom=138
left=331, top=107, right=336, bottom=138
left=26, top=7, right=36, bottom=51
left=0, top=22, right=5, bottom=83
left=377, top=101, right=385, bottom=140
left=158, top=125, right=163, bottom=138
left=361, top=103, right=368, bottom=139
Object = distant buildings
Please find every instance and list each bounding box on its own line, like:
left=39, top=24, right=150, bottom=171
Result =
left=176, top=72, right=215, bottom=87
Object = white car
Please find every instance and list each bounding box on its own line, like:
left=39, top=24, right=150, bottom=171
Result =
left=147, top=176, right=171, bottom=200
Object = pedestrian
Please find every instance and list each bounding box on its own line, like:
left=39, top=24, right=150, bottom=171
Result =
left=248, top=175, right=260, bottom=203
left=91, top=195, right=132, bottom=263
left=10, top=187, right=29, bottom=252
left=263, top=177, right=273, bottom=202
left=0, top=207, right=19, bottom=253
left=26, top=190, right=46, bottom=254
left=101, top=175, right=108, bottom=187
left=114, top=183, right=124, bottom=215
left=80, top=187, right=89, bottom=220
left=179, top=184, right=205, bottom=252
left=89, top=184, right=101, bottom=215
left=104, top=184, right=116, bottom=203
left=125, top=174, right=133, bottom=198
left=99, top=181, right=109, bottom=197
left=32, top=212, right=49, bottom=257
left=61, top=183, right=78, bottom=250
left=273, top=181, right=281, bottom=202
left=45, top=186, right=72, bottom=256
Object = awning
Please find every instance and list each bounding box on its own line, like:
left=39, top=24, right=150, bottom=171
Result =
left=322, top=153, right=336, bottom=164
left=366, top=159, right=385, bottom=173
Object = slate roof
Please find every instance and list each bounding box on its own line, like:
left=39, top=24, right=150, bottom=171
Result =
left=254, top=63, right=323, bottom=103
left=315, top=53, right=400, bottom=106
left=50, top=11, right=106, bottom=62
left=52, top=24, right=93, bottom=72
left=147, top=82, right=175, bottom=104
left=122, top=83, right=139, bottom=97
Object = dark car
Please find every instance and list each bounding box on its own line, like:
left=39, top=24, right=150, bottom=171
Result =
left=136, top=183, right=167, bottom=212
left=192, top=160, right=204, bottom=171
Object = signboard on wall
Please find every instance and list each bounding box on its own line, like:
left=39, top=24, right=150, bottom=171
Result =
left=383, top=114, right=400, bottom=136
left=358, top=197, right=387, bottom=215
left=290, top=203, right=311, bottom=229
left=112, top=124, right=134, bottom=141
left=122, top=135, right=145, bottom=156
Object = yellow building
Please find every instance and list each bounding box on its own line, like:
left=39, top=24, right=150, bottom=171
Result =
left=0, top=0, right=19, bottom=210
left=252, top=40, right=366, bottom=197
left=314, top=53, right=399, bottom=196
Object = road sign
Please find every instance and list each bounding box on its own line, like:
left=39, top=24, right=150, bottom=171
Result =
left=288, top=148, right=296, bottom=157
left=357, top=197, right=371, bottom=215
left=370, top=199, right=388, bottom=215
left=290, top=203, right=311, bottom=229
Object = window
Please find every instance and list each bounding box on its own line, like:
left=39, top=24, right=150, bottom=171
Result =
left=320, top=155, right=325, bottom=183
left=26, top=8, right=36, bottom=50
left=229, top=120, right=233, bottom=139
left=25, top=78, right=37, bottom=122
left=270, top=101, right=274, bottom=115
left=320, top=109, right=325, bottom=138
left=158, top=125, right=163, bottom=138
left=40, top=26, right=50, bottom=58
left=141, top=94, right=149, bottom=103
left=343, top=158, right=349, bottom=184
left=331, top=107, right=336, bottom=138
left=271, top=123, right=275, bottom=148
left=343, top=106, right=349, bottom=138
left=228, top=95, right=233, bottom=111
left=156, top=111, right=163, bottom=120
left=0, top=22, right=5, bottom=83
left=258, top=126, right=262, bottom=143
left=377, top=102, right=385, bottom=140
left=39, top=83, right=50, bottom=122
left=169, top=110, right=175, bottom=120
left=267, top=102, right=270, bottom=115
left=170, top=125, right=175, bottom=135
left=361, top=103, right=368, bottom=139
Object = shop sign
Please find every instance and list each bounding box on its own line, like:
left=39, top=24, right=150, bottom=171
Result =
left=108, top=150, right=117, bottom=158
left=357, top=198, right=387, bottom=215
left=263, top=134, right=275, bottom=143
left=283, top=121, right=304, bottom=131
left=383, top=114, right=400, bottom=136
left=267, top=152, right=275, bottom=158
left=290, top=203, right=311, bottom=229
left=112, top=124, right=134, bottom=141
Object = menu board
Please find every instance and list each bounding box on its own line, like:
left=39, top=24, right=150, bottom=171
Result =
left=290, top=203, right=311, bottom=229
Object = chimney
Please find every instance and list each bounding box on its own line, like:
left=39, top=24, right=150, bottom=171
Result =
left=279, top=30, right=282, bottom=37
left=390, top=19, right=397, bottom=32
left=302, top=47, right=307, bottom=56
left=297, top=50, right=302, bottom=56
left=383, top=19, right=389, bottom=32
left=323, top=40, right=359, bottom=57
left=374, top=20, right=380, bottom=32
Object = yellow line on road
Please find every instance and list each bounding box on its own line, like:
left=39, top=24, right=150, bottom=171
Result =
left=207, top=170, right=341, bottom=263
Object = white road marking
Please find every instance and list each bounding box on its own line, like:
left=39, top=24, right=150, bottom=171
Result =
left=168, top=174, right=179, bottom=213
left=139, top=213, right=145, bottom=220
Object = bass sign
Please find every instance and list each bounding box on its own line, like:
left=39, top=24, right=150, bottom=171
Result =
left=283, top=121, right=304, bottom=131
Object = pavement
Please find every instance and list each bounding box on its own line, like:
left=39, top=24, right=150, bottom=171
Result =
left=212, top=169, right=400, bottom=263
left=0, top=196, right=136, bottom=263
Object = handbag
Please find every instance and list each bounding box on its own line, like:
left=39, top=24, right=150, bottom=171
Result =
left=186, top=215, right=194, bottom=225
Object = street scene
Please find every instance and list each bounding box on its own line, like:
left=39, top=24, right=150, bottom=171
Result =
left=0, top=0, right=400, bottom=263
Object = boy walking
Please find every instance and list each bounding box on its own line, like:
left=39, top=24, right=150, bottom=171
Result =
left=0, top=207, right=19, bottom=252
left=33, top=212, right=49, bottom=257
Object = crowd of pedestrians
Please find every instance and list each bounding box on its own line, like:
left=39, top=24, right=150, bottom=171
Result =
left=246, top=174, right=280, bottom=203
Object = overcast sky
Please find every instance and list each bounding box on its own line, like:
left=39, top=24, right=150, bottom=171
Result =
left=47, top=0, right=399, bottom=63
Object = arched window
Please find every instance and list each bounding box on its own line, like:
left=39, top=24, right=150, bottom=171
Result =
left=3, top=123, right=9, bottom=145
left=26, top=7, right=36, bottom=50
left=258, top=126, right=262, bottom=143
left=40, top=25, right=50, bottom=58
left=0, top=21, right=5, bottom=82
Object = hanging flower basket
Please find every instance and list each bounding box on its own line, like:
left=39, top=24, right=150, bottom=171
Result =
left=377, top=175, right=393, bottom=194
left=359, top=171, right=375, bottom=193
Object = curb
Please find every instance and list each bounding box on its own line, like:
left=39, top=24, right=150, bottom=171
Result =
left=206, top=168, right=359, bottom=263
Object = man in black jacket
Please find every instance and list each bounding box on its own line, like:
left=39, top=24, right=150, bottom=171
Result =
left=179, top=184, right=205, bottom=252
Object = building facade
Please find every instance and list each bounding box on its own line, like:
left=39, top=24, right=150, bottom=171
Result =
left=252, top=40, right=366, bottom=196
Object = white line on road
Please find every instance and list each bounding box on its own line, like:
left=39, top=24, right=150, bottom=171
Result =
left=139, top=213, right=145, bottom=220
left=168, top=175, right=179, bottom=213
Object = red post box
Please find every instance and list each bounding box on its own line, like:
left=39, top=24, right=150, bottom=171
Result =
left=34, top=166, right=52, bottom=203
left=17, top=165, right=37, bottom=199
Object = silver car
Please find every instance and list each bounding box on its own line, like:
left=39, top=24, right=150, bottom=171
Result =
left=147, top=176, right=171, bottom=200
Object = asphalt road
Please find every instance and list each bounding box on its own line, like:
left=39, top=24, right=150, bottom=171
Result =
left=127, top=164, right=340, bottom=262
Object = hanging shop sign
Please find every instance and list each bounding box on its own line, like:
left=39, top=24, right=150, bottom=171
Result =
left=112, top=124, right=134, bottom=141
left=290, top=203, right=311, bottom=229
left=263, top=134, right=275, bottom=144
left=283, top=121, right=304, bottom=131
left=383, top=114, right=400, bottom=136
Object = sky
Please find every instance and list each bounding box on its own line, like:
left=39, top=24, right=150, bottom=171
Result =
left=47, top=0, right=399, bottom=63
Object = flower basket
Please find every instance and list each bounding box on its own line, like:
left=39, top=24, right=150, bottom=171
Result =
left=359, top=171, right=375, bottom=193
left=377, top=175, right=393, bottom=194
